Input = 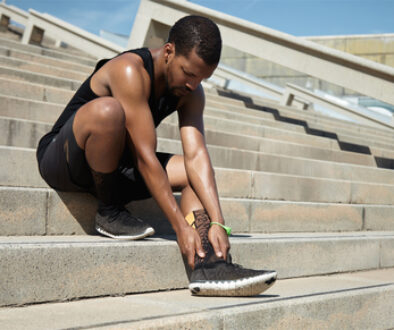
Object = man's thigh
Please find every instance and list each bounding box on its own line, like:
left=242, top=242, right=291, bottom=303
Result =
left=39, top=113, right=93, bottom=191
left=116, top=152, right=176, bottom=204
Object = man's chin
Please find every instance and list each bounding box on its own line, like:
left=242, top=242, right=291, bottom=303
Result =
left=169, top=88, right=189, bottom=97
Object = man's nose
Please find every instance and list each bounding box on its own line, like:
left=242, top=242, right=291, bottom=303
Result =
left=186, top=79, right=200, bottom=91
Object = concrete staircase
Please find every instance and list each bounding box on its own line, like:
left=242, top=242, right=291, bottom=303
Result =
left=0, top=28, right=393, bottom=329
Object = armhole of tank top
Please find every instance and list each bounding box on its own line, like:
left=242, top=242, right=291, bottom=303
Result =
left=129, top=48, right=156, bottom=110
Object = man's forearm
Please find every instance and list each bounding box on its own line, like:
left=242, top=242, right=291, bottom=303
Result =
left=185, top=149, right=224, bottom=224
left=138, top=157, right=188, bottom=233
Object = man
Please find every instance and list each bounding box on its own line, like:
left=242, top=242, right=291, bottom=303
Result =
left=36, top=15, right=276, bottom=296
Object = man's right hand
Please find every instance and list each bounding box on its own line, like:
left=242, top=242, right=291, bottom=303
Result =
left=176, top=225, right=205, bottom=269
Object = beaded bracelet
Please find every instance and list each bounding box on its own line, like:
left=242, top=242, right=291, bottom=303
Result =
left=210, top=222, right=232, bottom=236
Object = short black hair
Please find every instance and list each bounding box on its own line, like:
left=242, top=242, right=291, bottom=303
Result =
left=167, top=15, right=222, bottom=65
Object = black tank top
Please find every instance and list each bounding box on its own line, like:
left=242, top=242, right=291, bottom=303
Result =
left=36, top=48, right=179, bottom=162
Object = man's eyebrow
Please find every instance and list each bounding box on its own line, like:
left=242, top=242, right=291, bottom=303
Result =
left=182, top=67, right=197, bottom=77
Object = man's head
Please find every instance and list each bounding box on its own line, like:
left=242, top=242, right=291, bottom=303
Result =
left=167, top=15, right=222, bottom=66
left=164, top=15, right=221, bottom=96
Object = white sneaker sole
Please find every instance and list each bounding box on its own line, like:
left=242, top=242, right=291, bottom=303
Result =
left=189, top=271, right=277, bottom=297
left=95, top=225, right=155, bottom=240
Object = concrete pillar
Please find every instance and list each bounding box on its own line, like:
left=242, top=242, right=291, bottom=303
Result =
left=128, top=0, right=152, bottom=49
left=22, top=22, right=44, bottom=45
left=0, top=13, right=9, bottom=31
left=128, top=0, right=171, bottom=49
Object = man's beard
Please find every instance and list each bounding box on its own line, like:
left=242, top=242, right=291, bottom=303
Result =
left=165, top=70, right=191, bottom=97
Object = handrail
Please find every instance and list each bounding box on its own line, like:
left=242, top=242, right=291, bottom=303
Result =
left=130, top=0, right=394, bottom=106
left=212, top=64, right=311, bottom=110
left=282, top=83, right=394, bottom=129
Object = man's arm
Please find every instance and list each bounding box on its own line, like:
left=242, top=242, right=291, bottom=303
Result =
left=107, top=56, right=205, bottom=267
left=178, top=85, right=230, bottom=259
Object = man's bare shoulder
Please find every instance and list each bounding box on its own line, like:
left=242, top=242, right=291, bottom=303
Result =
left=93, top=52, right=150, bottom=99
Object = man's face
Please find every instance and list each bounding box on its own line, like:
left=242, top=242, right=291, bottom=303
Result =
left=165, top=45, right=217, bottom=97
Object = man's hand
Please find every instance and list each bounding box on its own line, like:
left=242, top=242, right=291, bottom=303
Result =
left=177, top=225, right=205, bottom=269
left=208, top=224, right=230, bottom=260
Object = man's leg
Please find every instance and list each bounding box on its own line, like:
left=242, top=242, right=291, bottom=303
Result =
left=165, top=154, right=277, bottom=297
left=72, top=96, right=155, bottom=239
left=165, top=154, right=203, bottom=216
left=73, top=97, right=126, bottom=175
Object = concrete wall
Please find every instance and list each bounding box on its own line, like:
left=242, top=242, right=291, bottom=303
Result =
left=306, top=34, right=394, bottom=67
left=221, top=34, right=394, bottom=97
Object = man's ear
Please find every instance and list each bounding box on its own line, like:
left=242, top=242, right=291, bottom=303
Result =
left=164, top=43, right=175, bottom=63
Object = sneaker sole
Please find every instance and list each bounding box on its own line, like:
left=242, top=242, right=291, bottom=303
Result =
left=189, top=271, right=277, bottom=297
left=95, top=225, right=155, bottom=240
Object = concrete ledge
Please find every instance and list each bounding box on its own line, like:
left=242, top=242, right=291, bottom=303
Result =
left=0, top=79, right=74, bottom=104
left=1, top=146, right=394, bottom=205
left=7, top=185, right=391, bottom=236
left=364, top=206, right=394, bottom=231
left=0, top=95, right=382, bottom=166
left=4, top=118, right=391, bottom=188
left=0, top=54, right=89, bottom=81
left=0, top=94, right=63, bottom=122
left=207, top=97, right=394, bottom=144
left=0, top=3, right=28, bottom=28
left=21, top=9, right=124, bottom=58
left=207, top=95, right=394, bottom=140
left=0, top=35, right=97, bottom=66
left=0, top=65, right=81, bottom=90
left=0, top=187, right=48, bottom=235
left=0, top=232, right=393, bottom=306
left=0, top=269, right=393, bottom=329
left=0, top=45, right=93, bottom=73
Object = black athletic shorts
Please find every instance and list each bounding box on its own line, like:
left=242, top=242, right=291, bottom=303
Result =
left=38, top=113, right=173, bottom=203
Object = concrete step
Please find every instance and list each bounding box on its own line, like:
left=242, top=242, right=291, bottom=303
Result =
left=0, top=79, right=74, bottom=104
left=0, top=45, right=93, bottom=73
left=161, top=123, right=381, bottom=167
left=0, top=36, right=97, bottom=66
left=160, top=138, right=394, bottom=185
left=0, top=94, right=386, bottom=167
left=0, top=70, right=367, bottom=151
left=0, top=65, right=80, bottom=90
left=0, top=29, right=21, bottom=42
left=0, top=94, right=385, bottom=167
left=1, top=268, right=393, bottom=329
left=207, top=90, right=394, bottom=139
left=1, top=119, right=393, bottom=185
left=1, top=185, right=393, bottom=236
left=206, top=98, right=394, bottom=148
left=2, top=69, right=390, bottom=150
left=1, top=50, right=391, bottom=147
left=1, top=145, right=394, bottom=205
left=206, top=92, right=394, bottom=140
left=202, top=115, right=340, bottom=150
left=0, top=61, right=392, bottom=151
left=0, top=54, right=89, bottom=81
left=0, top=232, right=393, bottom=306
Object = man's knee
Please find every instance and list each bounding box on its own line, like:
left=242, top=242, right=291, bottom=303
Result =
left=92, top=97, right=125, bottom=131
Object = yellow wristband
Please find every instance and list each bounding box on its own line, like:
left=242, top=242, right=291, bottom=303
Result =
left=210, top=222, right=232, bottom=236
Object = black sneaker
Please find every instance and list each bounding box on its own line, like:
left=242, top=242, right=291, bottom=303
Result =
left=95, top=204, right=155, bottom=240
left=189, top=255, right=277, bottom=297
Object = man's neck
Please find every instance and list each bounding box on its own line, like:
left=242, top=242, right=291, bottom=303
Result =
left=150, top=47, right=167, bottom=100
